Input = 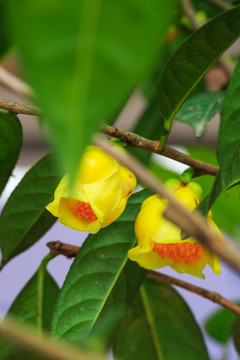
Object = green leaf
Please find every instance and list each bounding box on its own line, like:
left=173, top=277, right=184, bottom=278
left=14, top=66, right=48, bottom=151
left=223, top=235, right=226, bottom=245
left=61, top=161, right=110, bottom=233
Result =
left=205, top=306, right=238, bottom=344
left=157, top=5, right=240, bottom=148
left=232, top=316, right=240, bottom=355
left=0, top=255, right=59, bottom=359
left=113, top=278, right=209, bottom=360
left=195, top=171, right=222, bottom=216
left=0, top=1, right=13, bottom=58
left=0, top=110, right=22, bottom=196
left=8, top=0, right=174, bottom=183
left=196, top=169, right=240, bottom=224
left=175, top=92, right=224, bottom=137
left=217, top=58, right=240, bottom=187
left=51, top=189, right=153, bottom=341
left=0, top=152, right=61, bottom=267
left=187, top=147, right=240, bottom=239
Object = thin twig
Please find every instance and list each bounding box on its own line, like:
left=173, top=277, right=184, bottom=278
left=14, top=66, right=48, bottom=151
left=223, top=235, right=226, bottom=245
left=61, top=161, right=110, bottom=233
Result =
left=94, top=135, right=240, bottom=272
left=0, top=66, right=33, bottom=98
left=147, top=271, right=240, bottom=315
left=47, top=241, right=240, bottom=315
left=205, top=0, right=231, bottom=11
left=0, top=99, right=40, bottom=116
left=47, top=241, right=80, bottom=258
left=102, top=125, right=219, bottom=176
left=182, top=0, right=200, bottom=29
left=0, top=318, right=105, bottom=360
left=0, top=98, right=218, bottom=176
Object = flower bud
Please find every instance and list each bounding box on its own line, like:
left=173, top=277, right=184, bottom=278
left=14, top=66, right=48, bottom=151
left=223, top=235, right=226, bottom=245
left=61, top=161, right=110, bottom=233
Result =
left=128, top=180, right=223, bottom=278
left=46, top=146, right=136, bottom=233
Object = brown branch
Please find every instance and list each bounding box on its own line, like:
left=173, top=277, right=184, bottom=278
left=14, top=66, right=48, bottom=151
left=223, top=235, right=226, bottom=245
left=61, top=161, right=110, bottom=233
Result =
left=47, top=240, right=80, bottom=258
left=94, top=135, right=240, bottom=273
left=182, top=0, right=200, bottom=30
left=0, top=99, right=40, bottom=116
left=205, top=0, right=231, bottom=11
left=147, top=271, right=240, bottom=315
left=47, top=241, right=240, bottom=315
left=102, top=125, right=219, bottom=177
left=0, top=98, right=218, bottom=176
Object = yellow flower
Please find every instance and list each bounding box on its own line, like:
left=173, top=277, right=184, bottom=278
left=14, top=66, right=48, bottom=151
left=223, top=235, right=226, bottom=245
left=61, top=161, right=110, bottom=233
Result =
left=46, top=145, right=136, bottom=233
left=128, top=179, right=223, bottom=279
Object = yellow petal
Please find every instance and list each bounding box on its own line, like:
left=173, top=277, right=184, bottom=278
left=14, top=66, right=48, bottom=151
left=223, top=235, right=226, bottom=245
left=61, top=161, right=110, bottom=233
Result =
left=101, top=197, right=126, bottom=228
left=45, top=175, right=69, bottom=217
left=77, top=146, right=118, bottom=184
left=118, top=164, right=136, bottom=198
left=128, top=243, right=170, bottom=270
left=83, top=173, right=122, bottom=222
left=134, top=195, right=166, bottom=249
left=187, top=182, right=202, bottom=201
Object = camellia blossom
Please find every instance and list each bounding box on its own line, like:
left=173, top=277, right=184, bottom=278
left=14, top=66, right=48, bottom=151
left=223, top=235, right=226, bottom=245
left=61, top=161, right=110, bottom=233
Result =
left=46, top=145, right=136, bottom=233
left=128, top=179, right=223, bottom=278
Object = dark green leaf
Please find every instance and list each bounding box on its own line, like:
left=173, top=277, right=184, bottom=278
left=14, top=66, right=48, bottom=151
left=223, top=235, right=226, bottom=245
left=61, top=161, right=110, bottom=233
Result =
left=205, top=307, right=238, bottom=344
left=8, top=0, right=174, bottom=182
left=157, top=5, right=240, bottom=147
left=0, top=152, right=61, bottom=267
left=175, top=92, right=224, bottom=137
left=0, top=110, right=22, bottom=196
left=0, top=1, right=13, bottom=58
left=51, top=189, right=152, bottom=341
left=185, top=147, right=240, bottom=239
left=196, top=169, right=240, bottom=229
left=0, top=256, right=59, bottom=359
left=233, top=316, right=240, bottom=354
left=195, top=171, right=222, bottom=216
left=113, top=278, right=209, bottom=360
left=218, top=59, right=240, bottom=187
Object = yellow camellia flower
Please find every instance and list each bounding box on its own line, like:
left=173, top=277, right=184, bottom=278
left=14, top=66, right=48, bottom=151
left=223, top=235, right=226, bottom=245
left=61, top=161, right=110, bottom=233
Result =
left=46, top=145, right=136, bottom=233
left=128, top=179, right=223, bottom=279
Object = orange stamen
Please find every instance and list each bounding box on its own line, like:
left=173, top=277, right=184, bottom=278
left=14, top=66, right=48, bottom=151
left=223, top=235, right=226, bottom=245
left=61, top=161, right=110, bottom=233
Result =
left=153, top=242, right=203, bottom=265
left=70, top=200, right=97, bottom=223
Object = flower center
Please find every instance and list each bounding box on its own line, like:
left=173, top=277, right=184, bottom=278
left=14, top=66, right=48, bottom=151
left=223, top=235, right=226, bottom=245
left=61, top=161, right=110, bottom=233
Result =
left=153, top=242, right=203, bottom=265
left=70, top=200, right=97, bottom=222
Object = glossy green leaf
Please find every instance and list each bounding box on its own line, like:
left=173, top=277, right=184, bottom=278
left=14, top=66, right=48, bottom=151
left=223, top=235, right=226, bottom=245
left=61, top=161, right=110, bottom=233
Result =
left=205, top=306, right=238, bottom=344
left=51, top=189, right=152, bottom=341
left=157, top=5, right=240, bottom=148
left=218, top=58, right=240, bottom=187
left=113, top=278, right=209, bottom=360
left=0, top=110, right=22, bottom=196
left=232, top=316, right=240, bottom=355
left=0, top=255, right=59, bottom=359
left=0, top=152, right=61, bottom=267
left=175, top=92, right=224, bottom=137
left=8, top=0, right=174, bottom=183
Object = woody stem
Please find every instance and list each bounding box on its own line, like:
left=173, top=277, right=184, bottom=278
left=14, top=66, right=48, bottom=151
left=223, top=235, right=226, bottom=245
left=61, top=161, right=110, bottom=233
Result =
left=47, top=241, right=240, bottom=315
left=0, top=99, right=218, bottom=177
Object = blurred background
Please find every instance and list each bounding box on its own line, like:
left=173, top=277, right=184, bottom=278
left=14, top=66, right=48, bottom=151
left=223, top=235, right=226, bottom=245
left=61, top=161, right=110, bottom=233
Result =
left=1, top=1, right=240, bottom=358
